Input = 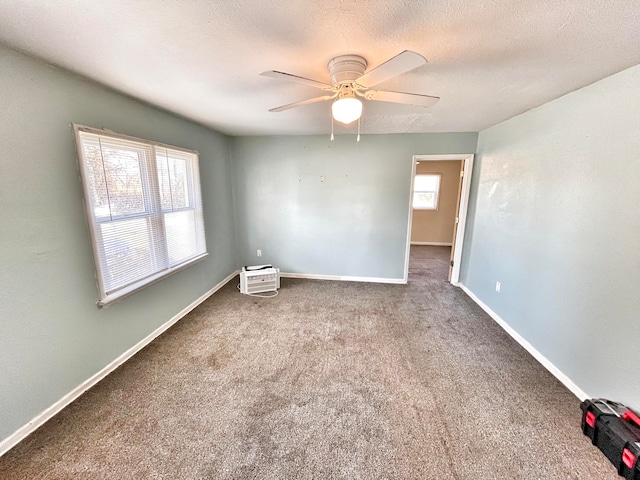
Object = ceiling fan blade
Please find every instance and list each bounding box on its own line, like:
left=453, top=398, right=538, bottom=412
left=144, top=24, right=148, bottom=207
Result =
left=356, top=51, right=427, bottom=89
left=365, top=90, right=440, bottom=108
left=260, top=70, right=335, bottom=91
left=269, top=94, right=336, bottom=112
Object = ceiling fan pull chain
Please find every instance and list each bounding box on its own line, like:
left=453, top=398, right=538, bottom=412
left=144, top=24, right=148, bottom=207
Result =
left=330, top=115, right=335, bottom=141
left=357, top=117, right=361, bottom=142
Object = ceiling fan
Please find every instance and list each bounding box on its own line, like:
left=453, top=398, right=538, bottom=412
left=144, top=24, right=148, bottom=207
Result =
left=260, top=50, right=439, bottom=139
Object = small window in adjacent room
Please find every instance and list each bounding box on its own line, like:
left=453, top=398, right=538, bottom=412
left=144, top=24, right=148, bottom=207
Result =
left=413, top=173, right=441, bottom=210
left=73, top=125, right=207, bottom=306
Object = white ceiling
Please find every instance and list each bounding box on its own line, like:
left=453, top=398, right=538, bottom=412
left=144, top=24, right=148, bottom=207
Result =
left=1, top=1, right=638, bottom=136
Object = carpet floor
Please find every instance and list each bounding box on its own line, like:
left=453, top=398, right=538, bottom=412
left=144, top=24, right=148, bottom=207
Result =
left=0, top=246, right=618, bottom=479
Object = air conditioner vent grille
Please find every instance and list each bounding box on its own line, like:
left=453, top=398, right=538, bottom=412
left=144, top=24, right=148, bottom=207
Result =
left=240, top=267, right=280, bottom=295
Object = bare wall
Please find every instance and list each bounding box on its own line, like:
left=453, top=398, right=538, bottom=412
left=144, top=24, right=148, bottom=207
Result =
left=230, top=134, right=477, bottom=280
left=0, top=45, right=237, bottom=442
left=460, top=64, right=640, bottom=409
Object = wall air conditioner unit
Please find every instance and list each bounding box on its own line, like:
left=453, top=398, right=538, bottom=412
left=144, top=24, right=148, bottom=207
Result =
left=239, top=265, right=280, bottom=295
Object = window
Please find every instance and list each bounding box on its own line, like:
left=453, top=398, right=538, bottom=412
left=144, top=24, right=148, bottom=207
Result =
left=74, top=125, right=207, bottom=306
left=413, top=174, right=441, bottom=210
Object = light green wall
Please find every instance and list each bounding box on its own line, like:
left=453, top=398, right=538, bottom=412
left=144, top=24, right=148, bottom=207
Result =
left=230, top=133, right=477, bottom=279
left=460, top=64, right=640, bottom=409
left=0, top=45, right=237, bottom=440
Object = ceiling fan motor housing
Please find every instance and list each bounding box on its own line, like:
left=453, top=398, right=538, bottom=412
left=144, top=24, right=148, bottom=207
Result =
left=328, top=55, right=368, bottom=85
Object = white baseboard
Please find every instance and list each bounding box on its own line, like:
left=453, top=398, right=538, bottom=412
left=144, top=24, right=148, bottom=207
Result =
left=0, top=270, right=240, bottom=458
left=280, top=272, right=406, bottom=284
left=410, top=242, right=453, bottom=246
left=458, top=283, right=589, bottom=401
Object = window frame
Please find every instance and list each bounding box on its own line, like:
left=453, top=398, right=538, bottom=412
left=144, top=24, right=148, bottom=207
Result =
left=412, top=173, right=442, bottom=211
left=73, top=124, right=208, bottom=307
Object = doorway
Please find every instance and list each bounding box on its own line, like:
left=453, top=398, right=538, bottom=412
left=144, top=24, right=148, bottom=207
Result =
left=403, top=154, right=474, bottom=285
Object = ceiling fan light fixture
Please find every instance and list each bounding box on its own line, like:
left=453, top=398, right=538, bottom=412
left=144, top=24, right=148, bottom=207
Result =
left=263, top=51, right=437, bottom=134
left=332, top=96, right=362, bottom=125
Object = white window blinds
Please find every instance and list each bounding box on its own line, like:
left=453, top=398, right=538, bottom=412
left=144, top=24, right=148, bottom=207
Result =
left=74, top=125, right=207, bottom=306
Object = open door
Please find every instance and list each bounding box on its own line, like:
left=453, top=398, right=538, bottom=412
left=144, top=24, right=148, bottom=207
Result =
left=404, top=154, right=474, bottom=285
left=448, top=162, right=465, bottom=281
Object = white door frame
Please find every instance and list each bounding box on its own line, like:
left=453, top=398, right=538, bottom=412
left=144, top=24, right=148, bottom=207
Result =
left=403, top=153, right=475, bottom=285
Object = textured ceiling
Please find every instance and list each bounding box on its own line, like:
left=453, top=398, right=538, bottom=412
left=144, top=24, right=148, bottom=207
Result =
left=0, top=0, right=638, bottom=136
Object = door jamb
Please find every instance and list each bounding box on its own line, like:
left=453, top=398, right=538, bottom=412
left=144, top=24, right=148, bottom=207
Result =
left=403, top=153, right=475, bottom=285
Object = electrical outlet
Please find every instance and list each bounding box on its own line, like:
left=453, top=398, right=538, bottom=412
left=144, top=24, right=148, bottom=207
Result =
left=495, top=281, right=501, bottom=293
left=257, top=249, right=262, bottom=257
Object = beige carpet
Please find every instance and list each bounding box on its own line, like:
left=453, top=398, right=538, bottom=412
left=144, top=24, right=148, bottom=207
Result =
left=0, top=246, right=617, bottom=479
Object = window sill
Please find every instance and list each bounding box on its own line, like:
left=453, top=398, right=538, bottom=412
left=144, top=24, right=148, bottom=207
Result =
left=97, top=253, right=208, bottom=307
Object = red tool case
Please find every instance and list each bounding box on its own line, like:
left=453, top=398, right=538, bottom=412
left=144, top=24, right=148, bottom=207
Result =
left=581, top=399, right=640, bottom=480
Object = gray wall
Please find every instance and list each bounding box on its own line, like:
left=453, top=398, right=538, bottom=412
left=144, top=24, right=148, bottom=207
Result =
left=0, top=45, right=237, bottom=440
left=230, top=133, right=477, bottom=279
left=460, top=64, right=640, bottom=408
